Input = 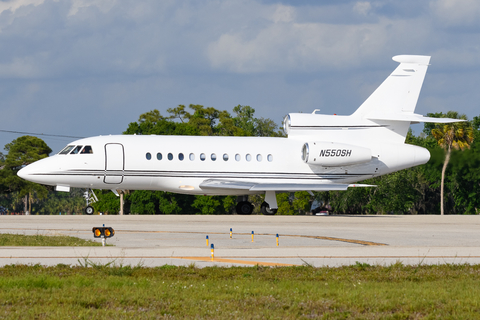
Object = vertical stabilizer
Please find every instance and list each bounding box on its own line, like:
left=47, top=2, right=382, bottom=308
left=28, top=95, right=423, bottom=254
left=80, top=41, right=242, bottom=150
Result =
left=352, top=55, right=431, bottom=119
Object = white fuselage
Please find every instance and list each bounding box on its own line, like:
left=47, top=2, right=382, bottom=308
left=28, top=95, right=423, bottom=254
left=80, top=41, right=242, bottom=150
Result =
left=18, top=133, right=430, bottom=195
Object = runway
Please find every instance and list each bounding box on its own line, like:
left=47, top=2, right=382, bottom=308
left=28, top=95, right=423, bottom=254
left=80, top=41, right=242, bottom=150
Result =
left=1, top=215, right=479, bottom=267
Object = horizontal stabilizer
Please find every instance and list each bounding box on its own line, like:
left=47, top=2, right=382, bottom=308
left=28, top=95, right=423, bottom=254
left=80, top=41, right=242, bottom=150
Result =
left=367, top=113, right=466, bottom=124
left=200, top=179, right=376, bottom=192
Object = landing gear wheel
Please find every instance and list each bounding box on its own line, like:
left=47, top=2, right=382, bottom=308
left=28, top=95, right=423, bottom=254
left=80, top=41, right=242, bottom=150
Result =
left=85, top=206, right=94, bottom=215
left=236, top=201, right=254, bottom=215
left=261, top=202, right=277, bottom=215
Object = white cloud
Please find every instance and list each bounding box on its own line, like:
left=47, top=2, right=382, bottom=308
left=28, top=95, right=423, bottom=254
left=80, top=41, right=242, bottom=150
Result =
left=270, top=4, right=295, bottom=23
left=67, top=0, right=117, bottom=16
left=207, top=15, right=435, bottom=73
left=353, top=1, right=371, bottom=16
left=430, top=0, right=480, bottom=28
left=0, top=56, right=43, bottom=78
left=0, top=0, right=44, bottom=14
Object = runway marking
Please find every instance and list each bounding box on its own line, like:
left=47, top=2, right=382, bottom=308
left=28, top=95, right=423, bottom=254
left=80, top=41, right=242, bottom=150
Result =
left=0, top=228, right=386, bottom=246
left=175, top=257, right=298, bottom=266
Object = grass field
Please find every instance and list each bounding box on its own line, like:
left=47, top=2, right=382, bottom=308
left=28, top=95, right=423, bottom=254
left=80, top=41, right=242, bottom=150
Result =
left=0, top=262, right=479, bottom=319
left=0, top=233, right=104, bottom=246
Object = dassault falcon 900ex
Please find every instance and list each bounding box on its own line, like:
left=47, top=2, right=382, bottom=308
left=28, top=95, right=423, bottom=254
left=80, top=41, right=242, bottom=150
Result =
left=18, top=55, right=462, bottom=215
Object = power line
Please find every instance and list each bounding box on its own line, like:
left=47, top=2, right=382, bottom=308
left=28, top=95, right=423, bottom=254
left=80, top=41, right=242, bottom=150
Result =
left=0, top=129, right=84, bottom=139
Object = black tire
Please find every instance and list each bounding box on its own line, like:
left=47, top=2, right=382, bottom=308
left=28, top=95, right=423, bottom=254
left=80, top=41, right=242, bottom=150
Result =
left=261, top=202, right=277, bottom=215
left=236, top=201, right=253, bottom=215
left=85, top=206, right=94, bottom=215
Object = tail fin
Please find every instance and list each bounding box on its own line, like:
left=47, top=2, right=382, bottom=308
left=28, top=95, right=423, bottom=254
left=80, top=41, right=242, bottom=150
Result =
left=352, top=55, right=431, bottom=119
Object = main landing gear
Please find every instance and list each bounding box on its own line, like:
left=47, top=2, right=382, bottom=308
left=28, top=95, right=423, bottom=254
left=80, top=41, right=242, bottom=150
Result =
left=236, top=201, right=254, bottom=215
left=260, top=202, right=277, bottom=215
left=235, top=192, right=279, bottom=215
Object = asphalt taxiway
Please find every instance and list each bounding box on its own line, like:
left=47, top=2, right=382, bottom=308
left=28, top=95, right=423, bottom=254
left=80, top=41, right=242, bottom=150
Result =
left=1, top=215, right=479, bottom=267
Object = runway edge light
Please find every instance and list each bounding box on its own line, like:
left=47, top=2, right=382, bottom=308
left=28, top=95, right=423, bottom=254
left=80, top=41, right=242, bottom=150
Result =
left=92, top=227, right=115, bottom=238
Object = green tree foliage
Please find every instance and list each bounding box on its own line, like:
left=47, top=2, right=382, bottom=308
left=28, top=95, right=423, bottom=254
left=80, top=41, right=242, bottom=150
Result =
left=192, top=195, right=223, bottom=215
left=37, top=188, right=85, bottom=215
left=0, top=136, right=52, bottom=214
left=93, top=190, right=120, bottom=214
left=233, top=105, right=285, bottom=137
left=274, top=192, right=313, bottom=215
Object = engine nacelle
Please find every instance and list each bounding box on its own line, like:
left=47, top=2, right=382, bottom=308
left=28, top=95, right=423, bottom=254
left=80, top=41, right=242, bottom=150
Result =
left=302, top=142, right=372, bottom=167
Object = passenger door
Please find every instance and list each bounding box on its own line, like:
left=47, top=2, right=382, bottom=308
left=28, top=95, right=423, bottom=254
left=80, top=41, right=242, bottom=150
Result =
left=104, top=143, right=124, bottom=184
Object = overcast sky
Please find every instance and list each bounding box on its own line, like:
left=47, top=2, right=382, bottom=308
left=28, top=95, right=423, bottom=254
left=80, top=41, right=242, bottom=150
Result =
left=0, top=0, right=479, bottom=153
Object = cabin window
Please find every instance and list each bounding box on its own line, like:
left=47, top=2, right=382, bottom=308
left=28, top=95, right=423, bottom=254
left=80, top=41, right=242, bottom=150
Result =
left=70, top=146, right=83, bottom=154
left=146, top=153, right=152, bottom=160
left=256, top=154, right=262, bottom=162
left=157, top=153, right=162, bottom=160
left=179, top=153, right=184, bottom=161
left=189, top=153, right=195, bottom=161
left=168, top=153, right=173, bottom=161
left=59, top=145, right=75, bottom=155
left=267, top=154, right=273, bottom=162
left=211, top=153, right=217, bottom=161
left=223, top=154, right=228, bottom=161
left=200, top=153, right=206, bottom=161
left=81, top=146, right=93, bottom=154
left=235, top=154, right=240, bottom=161
left=246, top=154, right=251, bottom=162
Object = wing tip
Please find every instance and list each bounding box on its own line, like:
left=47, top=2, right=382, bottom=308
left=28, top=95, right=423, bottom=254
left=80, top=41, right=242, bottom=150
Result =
left=392, top=55, right=431, bottom=65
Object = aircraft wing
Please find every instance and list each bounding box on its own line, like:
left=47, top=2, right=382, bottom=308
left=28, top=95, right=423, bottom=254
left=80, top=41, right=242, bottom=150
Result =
left=199, top=179, right=375, bottom=192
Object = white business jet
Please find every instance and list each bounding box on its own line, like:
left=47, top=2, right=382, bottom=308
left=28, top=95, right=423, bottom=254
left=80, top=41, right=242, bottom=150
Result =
left=18, top=55, right=461, bottom=215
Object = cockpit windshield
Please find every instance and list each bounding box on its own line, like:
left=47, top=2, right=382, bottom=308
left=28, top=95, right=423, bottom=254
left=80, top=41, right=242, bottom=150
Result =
left=59, top=145, right=75, bottom=155
left=71, top=146, right=83, bottom=154
left=58, top=145, right=93, bottom=155
left=81, top=146, right=93, bottom=154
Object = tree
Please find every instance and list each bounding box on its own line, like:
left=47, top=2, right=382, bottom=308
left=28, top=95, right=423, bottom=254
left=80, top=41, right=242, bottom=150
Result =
left=192, top=195, right=222, bottom=215
left=233, top=105, right=285, bottom=137
left=430, top=112, right=474, bottom=215
left=138, top=109, right=164, bottom=124
left=93, top=190, right=120, bottom=214
left=1, top=136, right=52, bottom=214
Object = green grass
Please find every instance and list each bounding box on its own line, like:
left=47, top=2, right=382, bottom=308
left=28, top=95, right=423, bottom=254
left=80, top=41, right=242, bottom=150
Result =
left=0, top=262, right=480, bottom=318
left=0, top=233, right=104, bottom=246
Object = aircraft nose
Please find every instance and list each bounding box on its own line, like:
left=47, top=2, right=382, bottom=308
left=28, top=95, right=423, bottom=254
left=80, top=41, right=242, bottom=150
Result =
left=17, top=165, right=30, bottom=180
left=16, top=157, right=63, bottom=187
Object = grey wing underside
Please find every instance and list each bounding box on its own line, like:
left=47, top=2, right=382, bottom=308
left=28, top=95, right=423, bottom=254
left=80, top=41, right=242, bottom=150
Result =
left=199, top=179, right=375, bottom=192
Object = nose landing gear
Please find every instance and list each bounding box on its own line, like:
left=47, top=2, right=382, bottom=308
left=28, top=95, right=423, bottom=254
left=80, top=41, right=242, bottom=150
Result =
left=83, top=189, right=98, bottom=215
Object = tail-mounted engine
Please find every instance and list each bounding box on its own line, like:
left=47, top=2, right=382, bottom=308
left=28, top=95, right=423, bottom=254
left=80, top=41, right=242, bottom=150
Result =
left=302, top=142, right=372, bottom=167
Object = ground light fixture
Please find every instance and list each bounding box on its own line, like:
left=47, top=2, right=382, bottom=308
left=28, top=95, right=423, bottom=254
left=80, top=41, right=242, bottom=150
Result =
left=92, top=226, right=115, bottom=238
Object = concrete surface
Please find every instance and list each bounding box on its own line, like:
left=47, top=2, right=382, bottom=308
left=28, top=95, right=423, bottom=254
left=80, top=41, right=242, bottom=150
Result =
left=1, top=215, right=479, bottom=267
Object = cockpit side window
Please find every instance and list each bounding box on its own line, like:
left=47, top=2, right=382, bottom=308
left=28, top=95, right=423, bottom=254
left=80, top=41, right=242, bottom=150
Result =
left=59, top=145, right=75, bottom=155
left=81, top=146, right=93, bottom=154
left=70, top=145, right=83, bottom=154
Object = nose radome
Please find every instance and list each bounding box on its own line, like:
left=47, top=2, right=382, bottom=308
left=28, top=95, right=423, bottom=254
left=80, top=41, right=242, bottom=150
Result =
left=17, top=165, right=30, bottom=180
left=17, top=161, right=45, bottom=184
